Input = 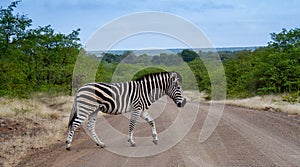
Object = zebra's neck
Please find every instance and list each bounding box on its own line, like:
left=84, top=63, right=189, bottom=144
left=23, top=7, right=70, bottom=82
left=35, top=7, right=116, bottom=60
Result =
left=136, top=73, right=169, bottom=104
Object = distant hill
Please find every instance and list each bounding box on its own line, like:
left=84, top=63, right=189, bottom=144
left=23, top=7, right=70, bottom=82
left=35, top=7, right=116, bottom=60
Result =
left=87, top=46, right=260, bottom=57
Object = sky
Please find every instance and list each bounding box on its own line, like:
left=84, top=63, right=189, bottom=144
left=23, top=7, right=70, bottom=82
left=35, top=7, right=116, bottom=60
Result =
left=2, top=0, right=300, bottom=50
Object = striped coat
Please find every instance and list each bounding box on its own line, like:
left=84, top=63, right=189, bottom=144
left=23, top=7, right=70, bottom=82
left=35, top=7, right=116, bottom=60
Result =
left=66, top=71, right=186, bottom=150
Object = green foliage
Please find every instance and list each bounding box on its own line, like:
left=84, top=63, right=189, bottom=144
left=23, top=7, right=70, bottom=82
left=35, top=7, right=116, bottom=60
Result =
left=1, top=1, right=299, bottom=99
left=72, top=50, right=101, bottom=89
left=223, top=50, right=257, bottom=97
left=188, top=58, right=210, bottom=91
left=151, top=53, right=182, bottom=66
left=281, top=92, right=299, bottom=104
left=132, top=67, right=166, bottom=80
left=254, top=28, right=300, bottom=94
left=91, top=26, right=300, bottom=99
left=269, top=28, right=300, bottom=51
left=0, top=1, right=81, bottom=98
left=179, top=49, right=198, bottom=62
left=102, top=53, right=124, bottom=63
left=220, top=28, right=300, bottom=98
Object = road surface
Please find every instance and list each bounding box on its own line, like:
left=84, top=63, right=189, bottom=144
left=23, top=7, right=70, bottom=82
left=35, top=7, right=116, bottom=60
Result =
left=18, top=102, right=300, bottom=166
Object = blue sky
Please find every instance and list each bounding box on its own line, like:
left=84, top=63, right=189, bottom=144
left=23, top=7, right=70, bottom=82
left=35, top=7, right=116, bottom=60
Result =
left=2, top=0, right=300, bottom=49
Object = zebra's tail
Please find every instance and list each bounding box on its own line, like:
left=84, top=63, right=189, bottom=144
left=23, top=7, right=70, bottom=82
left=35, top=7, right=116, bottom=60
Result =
left=68, top=97, right=78, bottom=130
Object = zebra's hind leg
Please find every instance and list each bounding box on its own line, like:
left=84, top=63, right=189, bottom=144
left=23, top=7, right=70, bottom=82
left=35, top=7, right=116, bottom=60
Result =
left=141, top=111, right=158, bottom=145
left=87, top=111, right=105, bottom=148
left=128, top=110, right=140, bottom=147
left=66, top=118, right=82, bottom=151
left=66, top=126, right=75, bottom=150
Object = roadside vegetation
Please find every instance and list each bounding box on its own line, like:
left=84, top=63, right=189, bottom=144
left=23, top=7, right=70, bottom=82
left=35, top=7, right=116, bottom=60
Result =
left=0, top=93, right=72, bottom=166
left=0, top=1, right=299, bottom=166
left=1, top=1, right=299, bottom=100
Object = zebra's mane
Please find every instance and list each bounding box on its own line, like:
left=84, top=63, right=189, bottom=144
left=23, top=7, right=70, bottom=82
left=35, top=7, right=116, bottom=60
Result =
left=133, top=71, right=170, bottom=81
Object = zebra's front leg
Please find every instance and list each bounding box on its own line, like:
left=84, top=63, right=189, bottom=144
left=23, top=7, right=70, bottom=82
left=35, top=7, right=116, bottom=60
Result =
left=128, top=110, right=140, bottom=147
left=141, top=111, right=158, bottom=145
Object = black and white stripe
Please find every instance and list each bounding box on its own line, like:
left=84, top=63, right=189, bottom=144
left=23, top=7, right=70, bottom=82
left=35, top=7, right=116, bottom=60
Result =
left=66, top=71, right=186, bottom=150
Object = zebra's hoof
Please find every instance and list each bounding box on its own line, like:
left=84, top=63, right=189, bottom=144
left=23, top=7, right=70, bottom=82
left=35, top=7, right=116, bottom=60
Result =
left=96, top=143, right=106, bottom=148
left=152, top=139, right=158, bottom=145
left=66, top=147, right=71, bottom=151
left=128, top=139, right=136, bottom=147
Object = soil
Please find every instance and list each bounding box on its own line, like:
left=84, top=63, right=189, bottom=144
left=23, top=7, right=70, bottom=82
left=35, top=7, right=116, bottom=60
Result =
left=15, top=103, right=300, bottom=166
left=0, top=118, right=44, bottom=142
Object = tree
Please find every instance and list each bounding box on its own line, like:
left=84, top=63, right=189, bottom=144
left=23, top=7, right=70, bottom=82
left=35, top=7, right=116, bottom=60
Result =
left=0, top=1, right=81, bottom=97
left=179, top=49, right=198, bottom=62
left=136, top=54, right=151, bottom=65
left=222, top=27, right=300, bottom=96
left=188, top=58, right=210, bottom=91
left=20, top=25, right=80, bottom=86
left=268, top=28, right=300, bottom=51
left=0, top=0, right=32, bottom=58
left=122, top=51, right=136, bottom=64
left=256, top=28, right=300, bottom=93
left=223, top=50, right=257, bottom=97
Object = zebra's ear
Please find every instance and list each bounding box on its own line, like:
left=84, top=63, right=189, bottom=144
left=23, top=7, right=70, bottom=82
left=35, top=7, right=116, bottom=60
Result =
left=170, top=72, right=178, bottom=82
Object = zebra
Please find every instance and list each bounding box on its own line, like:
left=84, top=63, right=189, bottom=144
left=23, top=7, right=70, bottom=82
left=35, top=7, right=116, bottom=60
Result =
left=66, top=71, right=186, bottom=150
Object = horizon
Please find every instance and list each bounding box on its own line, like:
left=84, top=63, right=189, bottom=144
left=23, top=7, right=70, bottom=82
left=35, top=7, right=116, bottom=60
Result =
left=86, top=45, right=261, bottom=52
left=87, top=46, right=260, bottom=57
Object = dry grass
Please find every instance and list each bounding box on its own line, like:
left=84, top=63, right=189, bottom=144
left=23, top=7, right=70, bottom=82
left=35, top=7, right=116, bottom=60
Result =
left=0, top=94, right=73, bottom=167
left=210, top=95, right=300, bottom=115
left=184, top=90, right=207, bottom=102
left=184, top=91, right=299, bottom=115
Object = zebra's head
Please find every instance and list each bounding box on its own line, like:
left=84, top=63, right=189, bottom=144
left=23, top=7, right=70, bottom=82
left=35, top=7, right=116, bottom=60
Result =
left=166, top=72, right=186, bottom=108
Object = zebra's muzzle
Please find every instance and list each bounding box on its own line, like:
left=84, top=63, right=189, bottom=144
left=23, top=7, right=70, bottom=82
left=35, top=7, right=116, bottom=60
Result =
left=176, top=98, right=186, bottom=107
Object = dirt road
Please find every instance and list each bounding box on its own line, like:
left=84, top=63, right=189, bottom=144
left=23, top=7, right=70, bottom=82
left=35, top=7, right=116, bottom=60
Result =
left=18, top=101, right=300, bottom=166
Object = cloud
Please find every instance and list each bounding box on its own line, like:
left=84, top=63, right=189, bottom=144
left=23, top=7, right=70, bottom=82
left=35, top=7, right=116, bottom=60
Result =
left=181, top=1, right=234, bottom=11
left=131, top=0, right=235, bottom=13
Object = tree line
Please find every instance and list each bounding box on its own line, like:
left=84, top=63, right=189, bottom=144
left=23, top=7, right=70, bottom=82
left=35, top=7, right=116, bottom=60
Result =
left=224, top=28, right=300, bottom=98
left=0, top=1, right=299, bottom=100
left=0, top=1, right=80, bottom=97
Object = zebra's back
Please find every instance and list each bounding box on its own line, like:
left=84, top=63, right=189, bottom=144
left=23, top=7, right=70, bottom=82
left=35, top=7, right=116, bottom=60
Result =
left=76, top=81, right=138, bottom=115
